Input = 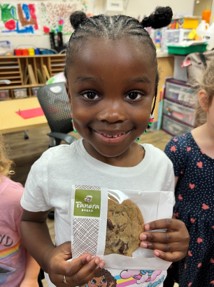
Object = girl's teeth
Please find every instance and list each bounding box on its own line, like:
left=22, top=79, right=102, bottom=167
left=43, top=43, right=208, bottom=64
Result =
left=100, top=132, right=125, bottom=138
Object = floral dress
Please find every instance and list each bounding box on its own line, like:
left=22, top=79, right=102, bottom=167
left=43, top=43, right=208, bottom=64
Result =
left=165, top=132, right=214, bottom=287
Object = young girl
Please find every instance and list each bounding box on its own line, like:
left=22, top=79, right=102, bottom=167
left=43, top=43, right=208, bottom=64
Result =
left=0, top=135, right=40, bottom=287
left=21, top=7, right=189, bottom=287
left=164, top=61, right=214, bottom=286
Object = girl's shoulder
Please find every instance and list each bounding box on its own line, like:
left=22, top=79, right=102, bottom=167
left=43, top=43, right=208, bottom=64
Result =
left=165, top=132, right=194, bottom=151
left=0, top=176, right=23, bottom=200
left=0, top=176, right=23, bottom=189
left=143, top=143, right=168, bottom=155
left=171, top=132, right=192, bottom=144
left=39, top=139, right=80, bottom=160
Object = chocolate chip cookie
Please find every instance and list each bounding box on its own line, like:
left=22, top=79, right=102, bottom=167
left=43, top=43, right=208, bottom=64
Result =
left=104, top=199, right=144, bottom=256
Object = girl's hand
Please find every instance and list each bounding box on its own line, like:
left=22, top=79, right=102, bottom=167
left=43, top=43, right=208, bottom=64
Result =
left=140, top=218, right=189, bottom=262
left=47, top=242, right=105, bottom=287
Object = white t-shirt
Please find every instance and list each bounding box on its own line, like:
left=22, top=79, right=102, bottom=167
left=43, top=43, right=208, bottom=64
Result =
left=21, top=139, right=174, bottom=287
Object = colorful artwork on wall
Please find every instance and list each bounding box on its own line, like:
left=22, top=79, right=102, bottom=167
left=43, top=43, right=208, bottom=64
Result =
left=40, top=1, right=78, bottom=35
left=0, top=0, right=91, bottom=35
left=0, top=3, right=39, bottom=34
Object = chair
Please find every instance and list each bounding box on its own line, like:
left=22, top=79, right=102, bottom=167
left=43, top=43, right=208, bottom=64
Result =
left=37, top=82, right=76, bottom=147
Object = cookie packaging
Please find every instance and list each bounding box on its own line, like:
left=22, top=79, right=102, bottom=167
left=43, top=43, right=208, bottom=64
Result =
left=70, top=185, right=174, bottom=287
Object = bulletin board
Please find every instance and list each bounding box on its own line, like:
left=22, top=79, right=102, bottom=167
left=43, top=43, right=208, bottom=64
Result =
left=0, top=0, right=91, bottom=35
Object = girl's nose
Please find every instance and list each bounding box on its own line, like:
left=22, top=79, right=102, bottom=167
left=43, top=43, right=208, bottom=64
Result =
left=97, top=100, right=126, bottom=123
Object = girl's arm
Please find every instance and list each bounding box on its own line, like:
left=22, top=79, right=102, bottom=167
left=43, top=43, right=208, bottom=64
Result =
left=20, top=253, right=40, bottom=287
left=21, top=210, right=56, bottom=272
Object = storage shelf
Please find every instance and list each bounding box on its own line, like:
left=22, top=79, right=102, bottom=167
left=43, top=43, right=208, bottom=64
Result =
left=0, top=83, right=44, bottom=90
left=0, top=54, right=66, bottom=99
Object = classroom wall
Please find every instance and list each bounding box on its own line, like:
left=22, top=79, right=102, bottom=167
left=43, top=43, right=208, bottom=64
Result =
left=121, top=0, right=195, bottom=18
left=0, top=0, right=195, bottom=50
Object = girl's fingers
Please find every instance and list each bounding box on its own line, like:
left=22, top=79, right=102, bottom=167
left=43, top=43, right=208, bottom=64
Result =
left=50, top=256, right=105, bottom=287
left=140, top=219, right=189, bottom=263
left=142, top=219, right=189, bottom=248
left=140, top=230, right=176, bottom=244
left=144, top=218, right=185, bottom=232
left=140, top=241, right=183, bottom=253
left=65, top=255, right=103, bottom=276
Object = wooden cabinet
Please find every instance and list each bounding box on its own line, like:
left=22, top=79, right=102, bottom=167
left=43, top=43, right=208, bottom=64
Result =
left=0, top=54, right=66, bottom=100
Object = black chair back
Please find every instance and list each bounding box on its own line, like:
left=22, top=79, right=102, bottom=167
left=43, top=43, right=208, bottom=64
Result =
left=37, top=82, right=72, bottom=134
left=37, top=82, right=75, bottom=146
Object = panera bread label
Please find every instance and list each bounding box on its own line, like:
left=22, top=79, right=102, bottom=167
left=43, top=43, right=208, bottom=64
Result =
left=74, top=188, right=101, bottom=217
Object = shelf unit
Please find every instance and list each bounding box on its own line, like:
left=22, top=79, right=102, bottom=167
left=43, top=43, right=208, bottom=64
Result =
left=162, top=78, right=197, bottom=136
left=0, top=54, right=66, bottom=100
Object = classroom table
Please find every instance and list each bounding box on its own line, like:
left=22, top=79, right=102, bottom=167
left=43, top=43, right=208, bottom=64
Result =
left=0, top=97, right=47, bottom=134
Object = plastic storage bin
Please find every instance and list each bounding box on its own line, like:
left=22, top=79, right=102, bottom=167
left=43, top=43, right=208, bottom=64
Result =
left=14, top=88, right=27, bottom=99
left=165, top=29, right=191, bottom=44
left=162, top=115, right=192, bottom=136
left=173, top=56, right=188, bottom=82
left=0, top=89, right=10, bottom=100
left=164, top=78, right=197, bottom=108
left=163, top=99, right=195, bottom=125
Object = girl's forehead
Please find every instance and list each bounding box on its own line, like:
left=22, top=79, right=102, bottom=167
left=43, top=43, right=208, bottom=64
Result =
left=70, top=37, right=156, bottom=75
left=76, top=37, right=153, bottom=59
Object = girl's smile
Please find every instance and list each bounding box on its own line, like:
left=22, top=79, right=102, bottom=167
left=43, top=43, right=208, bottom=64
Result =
left=91, top=128, right=131, bottom=144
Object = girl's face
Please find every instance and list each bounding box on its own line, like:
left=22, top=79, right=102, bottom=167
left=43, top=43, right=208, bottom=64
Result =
left=67, top=37, right=156, bottom=165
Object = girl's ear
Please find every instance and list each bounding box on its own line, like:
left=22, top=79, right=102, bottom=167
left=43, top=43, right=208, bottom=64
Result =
left=198, top=89, right=209, bottom=112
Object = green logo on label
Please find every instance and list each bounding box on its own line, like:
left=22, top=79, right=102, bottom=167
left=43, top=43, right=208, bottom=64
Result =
left=74, top=189, right=101, bottom=217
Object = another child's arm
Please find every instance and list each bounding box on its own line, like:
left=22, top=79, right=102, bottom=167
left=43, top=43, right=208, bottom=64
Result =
left=21, top=210, right=105, bottom=287
left=20, top=253, right=40, bottom=287
left=140, top=218, right=189, bottom=262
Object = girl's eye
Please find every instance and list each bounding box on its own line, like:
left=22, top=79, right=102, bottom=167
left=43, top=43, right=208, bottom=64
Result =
left=126, top=91, right=143, bottom=102
left=81, top=91, right=99, bottom=101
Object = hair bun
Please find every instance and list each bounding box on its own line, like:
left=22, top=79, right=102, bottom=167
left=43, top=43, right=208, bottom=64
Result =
left=69, top=11, right=87, bottom=29
left=142, top=6, right=173, bottom=29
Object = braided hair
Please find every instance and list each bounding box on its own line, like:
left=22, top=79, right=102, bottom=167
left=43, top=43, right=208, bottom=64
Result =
left=65, top=7, right=173, bottom=113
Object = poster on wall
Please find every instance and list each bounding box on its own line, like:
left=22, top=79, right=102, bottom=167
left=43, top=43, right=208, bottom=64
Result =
left=0, top=3, right=40, bottom=34
left=0, top=0, right=91, bottom=35
left=40, top=0, right=83, bottom=35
